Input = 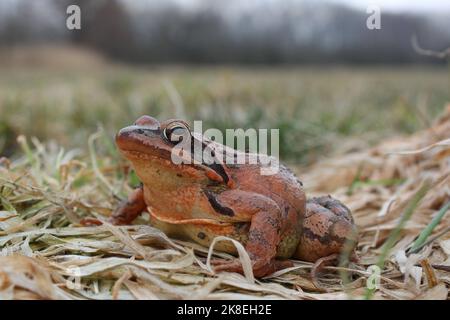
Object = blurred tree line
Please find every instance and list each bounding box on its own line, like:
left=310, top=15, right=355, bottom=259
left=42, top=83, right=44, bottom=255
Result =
left=0, top=0, right=448, bottom=64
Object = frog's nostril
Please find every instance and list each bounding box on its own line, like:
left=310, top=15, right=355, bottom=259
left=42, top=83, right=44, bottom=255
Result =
left=134, top=115, right=160, bottom=129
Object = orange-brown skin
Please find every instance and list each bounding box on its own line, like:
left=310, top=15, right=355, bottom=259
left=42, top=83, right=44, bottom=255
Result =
left=111, top=115, right=358, bottom=277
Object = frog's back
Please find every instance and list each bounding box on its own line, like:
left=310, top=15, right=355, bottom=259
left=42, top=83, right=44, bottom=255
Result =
left=231, top=160, right=306, bottom=212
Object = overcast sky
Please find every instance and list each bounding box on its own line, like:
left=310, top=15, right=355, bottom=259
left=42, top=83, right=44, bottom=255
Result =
left=154, top=0, right=450, bottom=13
left=1, top=0, right=449, bottom=14
left=326, top=0, right=450, bottom=13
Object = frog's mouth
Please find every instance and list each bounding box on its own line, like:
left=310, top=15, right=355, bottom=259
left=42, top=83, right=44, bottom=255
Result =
left=116, top=125, right=231, bottom=185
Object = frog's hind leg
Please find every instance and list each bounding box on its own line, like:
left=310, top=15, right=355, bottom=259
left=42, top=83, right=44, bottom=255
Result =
left=294, top=196, right=357, bottom=289
left=109, top=186, right=147, bottom=225
left=295, top=195, right=357, bottom=262
left=210, top=190, right=293, bottom=277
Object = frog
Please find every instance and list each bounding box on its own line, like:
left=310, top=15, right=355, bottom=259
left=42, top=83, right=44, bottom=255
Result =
left=110, top=115, right=358, bottom=277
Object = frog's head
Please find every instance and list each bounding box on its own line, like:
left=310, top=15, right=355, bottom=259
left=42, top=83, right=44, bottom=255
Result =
left=116, top=115, right=233, bottom=189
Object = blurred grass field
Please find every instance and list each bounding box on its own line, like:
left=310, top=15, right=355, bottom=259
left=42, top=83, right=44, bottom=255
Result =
left=0, top=50, right=448, bottom=163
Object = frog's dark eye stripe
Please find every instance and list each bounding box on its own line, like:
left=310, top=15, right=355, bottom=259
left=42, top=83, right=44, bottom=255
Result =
left=119, top=126, right=160, bottom=138
left=199, top=142, right=230, bottom=185
left=206, top=162, right=229, bottom=184
left=134, top=128, right=160, bottom=136
left=176, top=128, right=230, bottom=186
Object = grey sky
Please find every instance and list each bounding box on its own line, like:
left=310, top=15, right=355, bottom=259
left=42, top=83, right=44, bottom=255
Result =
left=326, top=0, right=450, bottom=13
left=1, top=0, right=449, bottom=15
left=123, top=0, right=450, bottom=13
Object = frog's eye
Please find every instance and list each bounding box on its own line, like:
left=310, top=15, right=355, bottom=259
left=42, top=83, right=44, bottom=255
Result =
left=163, top=122, right=190, bottom=144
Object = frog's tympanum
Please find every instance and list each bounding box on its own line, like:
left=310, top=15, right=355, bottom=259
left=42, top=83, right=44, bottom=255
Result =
left=112, top=115, right=358, bottom=277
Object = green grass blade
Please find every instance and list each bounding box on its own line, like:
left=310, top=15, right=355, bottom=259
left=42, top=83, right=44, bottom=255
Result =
left=17, top=135, right=34, bottom=165
left=364, top=181, right=431, bottom=299
left=409, top=200, right=450, bottom=253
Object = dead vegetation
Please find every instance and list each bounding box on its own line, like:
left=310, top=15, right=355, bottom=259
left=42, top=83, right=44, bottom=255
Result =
left=0, top=106, right=449, bottom=300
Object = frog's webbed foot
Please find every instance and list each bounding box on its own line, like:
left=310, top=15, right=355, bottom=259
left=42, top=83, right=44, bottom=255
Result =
left=109, top=186, right=147, bottom=225
left=212, top=258, right=293, bottom=278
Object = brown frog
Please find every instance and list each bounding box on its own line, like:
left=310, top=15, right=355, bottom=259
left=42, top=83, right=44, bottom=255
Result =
left=110, top=115, right=358, bottom=277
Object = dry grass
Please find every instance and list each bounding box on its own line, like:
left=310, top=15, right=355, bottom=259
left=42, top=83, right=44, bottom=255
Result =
left=0, top=103, right=449, bottom=300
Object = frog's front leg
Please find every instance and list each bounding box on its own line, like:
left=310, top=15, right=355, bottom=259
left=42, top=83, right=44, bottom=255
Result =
left=209, top=190, right=293, bottom=277
left=110, top=186, right=147, bottom=225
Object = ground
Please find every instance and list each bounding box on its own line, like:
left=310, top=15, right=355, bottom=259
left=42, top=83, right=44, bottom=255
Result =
left=0, top=52, right=449, bottom=299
